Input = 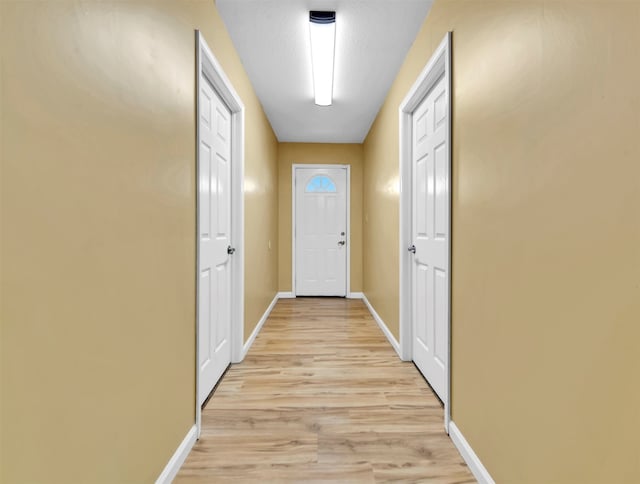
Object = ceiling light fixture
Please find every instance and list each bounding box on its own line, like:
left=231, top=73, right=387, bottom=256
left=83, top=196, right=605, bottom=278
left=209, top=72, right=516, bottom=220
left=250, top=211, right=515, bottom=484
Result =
left=309, top=11, right=336, bottom=106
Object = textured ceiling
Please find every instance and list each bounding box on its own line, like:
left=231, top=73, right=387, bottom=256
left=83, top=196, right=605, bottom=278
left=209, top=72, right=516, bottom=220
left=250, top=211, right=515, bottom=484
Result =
left=217, top=0, right=434, bottom=143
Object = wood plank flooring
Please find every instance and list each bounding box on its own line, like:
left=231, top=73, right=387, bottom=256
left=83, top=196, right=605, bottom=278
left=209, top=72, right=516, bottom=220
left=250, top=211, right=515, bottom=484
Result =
left=176, top=297, right=474, bottom=483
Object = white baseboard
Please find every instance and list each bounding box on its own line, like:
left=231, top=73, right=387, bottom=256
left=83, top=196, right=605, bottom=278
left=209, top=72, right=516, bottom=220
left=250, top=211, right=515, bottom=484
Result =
left=155, top=425, right=197, bottom=484
left=242, top=292, right=279, bottom=359
left=347, top=292, right=364, bottom=299
left=449, top=421, right=495, bottom=484
left=361, top=294, right=401, bottom=357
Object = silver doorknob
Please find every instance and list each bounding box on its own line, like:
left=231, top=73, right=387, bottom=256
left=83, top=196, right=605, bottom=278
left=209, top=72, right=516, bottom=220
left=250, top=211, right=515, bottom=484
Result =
left=408, top=244, right=416, bottom=254
left=338, top=240, right=346, bottom=246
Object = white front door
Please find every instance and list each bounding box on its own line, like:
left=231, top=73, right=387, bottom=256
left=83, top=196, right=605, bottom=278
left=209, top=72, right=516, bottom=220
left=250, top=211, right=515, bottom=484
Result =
left=410, top=74, right=449, bottom=402
left=295, top=167, right=347, bottom=296
left=198, top=77, right=232, bottom=405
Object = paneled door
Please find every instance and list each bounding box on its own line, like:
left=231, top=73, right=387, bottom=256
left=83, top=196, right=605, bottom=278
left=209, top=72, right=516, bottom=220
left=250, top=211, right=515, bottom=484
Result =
left=295, top=167, right=347, bottom=296
left=410, top=73, right=449, bottom=402
left=198, top=77, right=232, bottom=405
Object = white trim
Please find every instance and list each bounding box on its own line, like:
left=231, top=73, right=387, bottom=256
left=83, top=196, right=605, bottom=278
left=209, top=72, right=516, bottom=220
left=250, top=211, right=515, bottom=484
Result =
left=155, top=425, right=197, bottom=484
left=399, top=32, right=452, bottom=430
left=291, top=164, right=351, bottom=297
left=277, top=291, right=296, bottom=299
left=362, top=294, right=401, bottom=357
left=195, top=30, right=245, bottom=439
left=242, top=293, right=279, bottom=358
left=449, top=422, right=496, bottom=484
left=291, top=166, right=295, bottom=295
left=347, top=292, right=363, bottom=299
left=346, top=167, right=351, bottom=297
left=230, top=111, right=246, bottom=365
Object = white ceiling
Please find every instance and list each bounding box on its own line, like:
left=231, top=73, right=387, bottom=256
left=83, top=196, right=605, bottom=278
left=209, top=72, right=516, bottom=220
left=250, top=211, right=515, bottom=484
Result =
left=217, top=0, right=434, bottom=143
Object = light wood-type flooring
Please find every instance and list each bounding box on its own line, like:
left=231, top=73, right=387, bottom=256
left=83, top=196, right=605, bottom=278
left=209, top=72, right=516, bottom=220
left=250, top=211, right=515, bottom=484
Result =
left=176, top=297, right=474, bottom=483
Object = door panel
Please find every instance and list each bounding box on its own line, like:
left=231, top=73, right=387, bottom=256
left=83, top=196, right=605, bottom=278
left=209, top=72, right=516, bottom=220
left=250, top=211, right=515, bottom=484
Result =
left=411, top=74, right=449, bottom=402
left=434, top=268, right=447, bottom=368
left=295, top=168, right=347, bottom=296
left=199, top=269, right=211, bottom=369
left=198, top=77, right=232, bottom=405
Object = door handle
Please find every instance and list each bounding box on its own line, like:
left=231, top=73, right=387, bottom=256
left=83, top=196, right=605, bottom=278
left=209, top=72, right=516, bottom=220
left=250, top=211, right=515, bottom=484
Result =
left=227, top=245, right=236, bottom=255
left=338, top=240, right=346, bottom=246
left=408, top=244, right=416, bottom=254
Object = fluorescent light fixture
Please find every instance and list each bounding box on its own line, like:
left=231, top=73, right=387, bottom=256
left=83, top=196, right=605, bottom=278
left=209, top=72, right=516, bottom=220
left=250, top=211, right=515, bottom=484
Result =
left=309, top=11, right=336, bottom=106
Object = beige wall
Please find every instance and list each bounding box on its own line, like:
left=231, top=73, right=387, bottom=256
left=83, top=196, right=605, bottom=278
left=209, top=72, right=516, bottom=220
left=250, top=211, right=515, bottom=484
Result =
left=0, top=1, right=278, bottom=482
left=363, top=0, right=640, bottom=482
left=362, top=121, right=401, bottom=337
left=244, top=97, right=279, bottom=341
left=278, top=143, right=363, bottom=293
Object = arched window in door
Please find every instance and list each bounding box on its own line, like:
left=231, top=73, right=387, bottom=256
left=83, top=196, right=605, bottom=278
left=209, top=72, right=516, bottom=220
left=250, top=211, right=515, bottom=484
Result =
left=305, top=175, right=337, bottom=193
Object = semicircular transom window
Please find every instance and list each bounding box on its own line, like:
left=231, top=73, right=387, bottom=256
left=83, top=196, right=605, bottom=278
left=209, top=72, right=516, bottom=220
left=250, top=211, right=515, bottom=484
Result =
left=305, top=175, right=337, bottom=193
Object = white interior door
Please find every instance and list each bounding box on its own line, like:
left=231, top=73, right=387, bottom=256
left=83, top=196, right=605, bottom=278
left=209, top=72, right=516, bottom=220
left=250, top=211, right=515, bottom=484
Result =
left=295, top=167, right=347, bottom=296
left=410, top=73, right=449, bottom=402
left=198, top=77, right=232, bottom=405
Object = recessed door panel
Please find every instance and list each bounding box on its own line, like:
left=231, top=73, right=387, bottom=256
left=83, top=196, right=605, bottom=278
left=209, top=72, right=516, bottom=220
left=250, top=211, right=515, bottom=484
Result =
left=200, top=147, right=212, bottom=239
left=415, top=263, right=429, bottom=346
left=434, top=268, right=447, bottom=369
left=199, top=269, right=211, bottom=370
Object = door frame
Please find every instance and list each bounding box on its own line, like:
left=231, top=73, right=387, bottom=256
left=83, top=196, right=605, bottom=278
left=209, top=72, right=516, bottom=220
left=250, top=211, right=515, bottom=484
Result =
left=291, top=164, right=351, bottom=297
left=399, top=32, right=452, bottom=431
left=195, top=31, right=245, bottom=437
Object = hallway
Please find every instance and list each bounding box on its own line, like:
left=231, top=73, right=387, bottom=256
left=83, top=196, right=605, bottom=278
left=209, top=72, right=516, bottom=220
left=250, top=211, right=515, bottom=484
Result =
left=176, top=298, right=474, bottom=482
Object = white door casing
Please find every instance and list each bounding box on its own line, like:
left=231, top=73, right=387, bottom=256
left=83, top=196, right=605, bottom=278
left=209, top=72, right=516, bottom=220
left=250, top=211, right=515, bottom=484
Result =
left=198, top=74, right=232, bottom=406
left=294, top=167, right=348, bottom=296
left=411, top=73, right=448, bottom=403
left=399, top=32, right=452, bottom=430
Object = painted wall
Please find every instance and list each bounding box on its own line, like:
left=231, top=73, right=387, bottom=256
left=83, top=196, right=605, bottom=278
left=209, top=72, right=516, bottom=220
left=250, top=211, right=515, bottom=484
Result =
left=278, top=143, right=363, bottom=293
left=244, top=91, right=279, bottom=342
left=363, top=1, right=640, bottom=482
left=0, top=1, right=278, bottom=482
